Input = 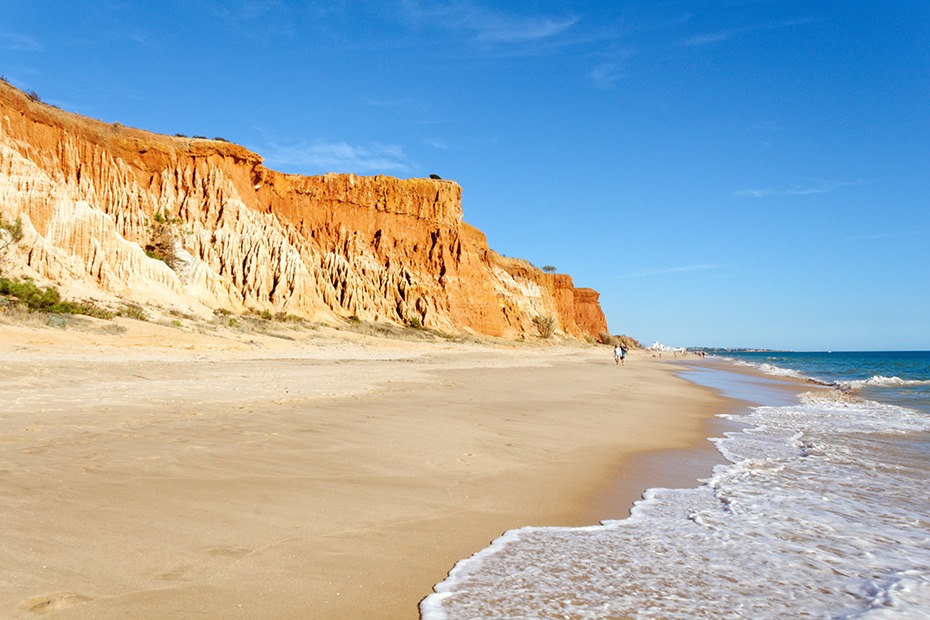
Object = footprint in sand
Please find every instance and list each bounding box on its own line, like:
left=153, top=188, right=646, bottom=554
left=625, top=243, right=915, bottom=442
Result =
left=20, top=592, right=92, bottom=614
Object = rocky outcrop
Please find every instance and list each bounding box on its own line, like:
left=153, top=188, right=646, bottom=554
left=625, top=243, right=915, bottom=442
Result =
left=572, top=288, right=608, bottom=338
left=0, top=81, right=608, bottom=339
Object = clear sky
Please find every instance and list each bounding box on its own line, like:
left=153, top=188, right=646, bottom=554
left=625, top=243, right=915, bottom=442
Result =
left=2, top=1, right=927, bottom=350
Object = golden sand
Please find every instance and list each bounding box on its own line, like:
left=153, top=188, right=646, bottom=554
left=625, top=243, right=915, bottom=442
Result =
left=0, top=317, right=732, bottom=618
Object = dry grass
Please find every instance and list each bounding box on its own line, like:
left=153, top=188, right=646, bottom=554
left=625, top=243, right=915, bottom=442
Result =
left=1, top=293, right=596, bottom=351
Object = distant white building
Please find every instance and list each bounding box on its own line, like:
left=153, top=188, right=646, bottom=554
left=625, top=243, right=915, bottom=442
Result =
left=649, top=341, right=686, bottom=354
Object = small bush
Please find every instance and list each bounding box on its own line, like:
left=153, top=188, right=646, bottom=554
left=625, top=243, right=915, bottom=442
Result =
left=75, top=303, right=115, bottom=319
left=153, top=212, right=181, bottom=225
left=532, top=315, right=556, bottom=339
left=0, top=215, right=24, bottom=273
left=167, top=309, right=196, bottom=320
left=118, top=303, right=148, bottom=321
left=542, top=265, right=557, bottom=273
left=406, top=315, right=422, bottom=329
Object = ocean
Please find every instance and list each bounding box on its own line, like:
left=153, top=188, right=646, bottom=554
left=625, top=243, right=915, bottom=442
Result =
left=420, top=351, right=930, bottom=619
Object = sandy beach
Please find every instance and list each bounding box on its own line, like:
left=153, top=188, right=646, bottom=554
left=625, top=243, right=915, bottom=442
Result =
left=0, top=315, right=733, bottom=618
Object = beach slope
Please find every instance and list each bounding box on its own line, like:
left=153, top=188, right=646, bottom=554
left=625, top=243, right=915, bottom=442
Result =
left=0, top=319, right=726, bottom=618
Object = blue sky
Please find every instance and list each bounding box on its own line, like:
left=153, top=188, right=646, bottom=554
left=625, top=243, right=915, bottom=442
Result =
left=2, top=1, right=928, bottom=350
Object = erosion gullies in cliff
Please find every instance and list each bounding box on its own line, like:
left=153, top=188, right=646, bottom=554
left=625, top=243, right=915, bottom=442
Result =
left=0, top=82, right=608, bottom=339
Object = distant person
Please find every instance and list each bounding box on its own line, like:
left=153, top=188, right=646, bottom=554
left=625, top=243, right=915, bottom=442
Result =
left=620, top=345, right=627, bottom=365
left=613, top=345, right=622, bottom=365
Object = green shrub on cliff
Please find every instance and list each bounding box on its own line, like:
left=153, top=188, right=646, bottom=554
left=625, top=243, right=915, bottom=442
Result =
left=0, top=219, right=117, bottom=319
left=0, top=215, right=24, bottom=274
left=533, top=315, right=556, bottom=339
left=0, top=277, right=113, bottom=318
left=144, top=212, right=187, bottom=265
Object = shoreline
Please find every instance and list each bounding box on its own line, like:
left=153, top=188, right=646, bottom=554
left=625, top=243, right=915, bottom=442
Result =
left=584, top=366, right=738, bottom=522
left=2, top=317, right=741, bottom=618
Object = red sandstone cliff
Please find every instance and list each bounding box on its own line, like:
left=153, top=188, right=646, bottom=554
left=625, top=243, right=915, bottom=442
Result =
left=0, top=81, right=607, bottom=339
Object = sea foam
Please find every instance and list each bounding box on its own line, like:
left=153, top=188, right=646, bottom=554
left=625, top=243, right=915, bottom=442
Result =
left=422, top=385, right=930, bottom=619
left=839, top=375, right=930, bottom=390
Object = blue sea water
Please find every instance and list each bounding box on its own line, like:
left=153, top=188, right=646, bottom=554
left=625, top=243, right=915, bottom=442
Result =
left=421, top=351, right=930, bottom=619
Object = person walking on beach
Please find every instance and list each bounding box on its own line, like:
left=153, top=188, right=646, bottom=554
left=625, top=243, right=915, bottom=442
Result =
left=613, top=344, right=627, bottom=365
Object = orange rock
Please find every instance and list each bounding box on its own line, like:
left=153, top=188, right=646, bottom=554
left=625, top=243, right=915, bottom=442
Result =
left=0, top=81, right=608, bottom=339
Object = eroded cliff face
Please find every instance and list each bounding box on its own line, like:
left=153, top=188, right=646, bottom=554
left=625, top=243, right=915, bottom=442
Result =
left=0, top=82, right=608, bottom=339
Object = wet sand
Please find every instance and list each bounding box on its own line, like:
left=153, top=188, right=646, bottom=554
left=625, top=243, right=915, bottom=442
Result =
left=0, top=318, right=731, bottom=618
